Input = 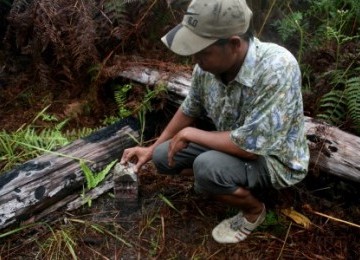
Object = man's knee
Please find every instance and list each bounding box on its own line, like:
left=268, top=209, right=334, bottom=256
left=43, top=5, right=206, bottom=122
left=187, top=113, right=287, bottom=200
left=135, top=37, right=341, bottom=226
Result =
left=193, top=151, right=249, bottom=195
left=152, top=142, right=171, bottom=174
left=193, top=152, right=220, bottom=193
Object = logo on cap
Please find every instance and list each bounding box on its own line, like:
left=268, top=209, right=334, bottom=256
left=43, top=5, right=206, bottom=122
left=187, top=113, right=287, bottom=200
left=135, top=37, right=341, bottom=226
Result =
left=185, top=12, right=199, bottom=28
left=188, top=17, right=198, bottom=27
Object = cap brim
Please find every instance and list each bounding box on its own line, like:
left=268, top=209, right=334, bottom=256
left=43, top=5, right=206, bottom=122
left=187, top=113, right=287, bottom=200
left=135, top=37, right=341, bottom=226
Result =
left=161, top=24, right=217, bottom=56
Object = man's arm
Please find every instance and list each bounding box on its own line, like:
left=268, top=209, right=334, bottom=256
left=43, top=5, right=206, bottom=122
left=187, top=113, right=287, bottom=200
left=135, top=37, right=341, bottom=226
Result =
left=150, top=107, right=196, bottom=151
left=168, top=127, right=257, bottom=167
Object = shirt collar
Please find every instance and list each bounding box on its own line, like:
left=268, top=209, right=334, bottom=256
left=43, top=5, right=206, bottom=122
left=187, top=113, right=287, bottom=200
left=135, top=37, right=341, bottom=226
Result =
left=234, top=37, right=258, bottom=88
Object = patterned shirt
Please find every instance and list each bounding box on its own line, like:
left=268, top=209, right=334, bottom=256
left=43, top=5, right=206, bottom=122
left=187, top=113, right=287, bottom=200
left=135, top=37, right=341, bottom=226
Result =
left=181, top=37, right=310, bottom=189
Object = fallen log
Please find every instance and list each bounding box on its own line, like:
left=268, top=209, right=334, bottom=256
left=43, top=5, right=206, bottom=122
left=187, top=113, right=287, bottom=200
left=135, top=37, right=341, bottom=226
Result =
left=119, top=65, right=360, bottom=183
left=0, top=118, right=139, bottom=230
left=304, top=118, right=360, bottom=182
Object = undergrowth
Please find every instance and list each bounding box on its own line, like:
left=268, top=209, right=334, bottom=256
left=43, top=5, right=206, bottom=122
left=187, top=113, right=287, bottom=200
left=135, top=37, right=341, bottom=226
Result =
left=0, top=106, right=96, bottom=173
left=1, top=0, right=180, bottom=115
left=272, top=0, right=360, bottom=134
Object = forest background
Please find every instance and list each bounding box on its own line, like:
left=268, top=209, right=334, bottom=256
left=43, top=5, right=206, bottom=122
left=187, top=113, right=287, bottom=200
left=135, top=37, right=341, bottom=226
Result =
left=0, top=0, right=359, bottom=259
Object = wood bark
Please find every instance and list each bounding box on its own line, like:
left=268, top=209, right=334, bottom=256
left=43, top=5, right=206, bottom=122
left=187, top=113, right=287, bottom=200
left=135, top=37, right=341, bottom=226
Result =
left=0, top=118, right=139, bottom=230
left=119, top=65, right=360, bottom=183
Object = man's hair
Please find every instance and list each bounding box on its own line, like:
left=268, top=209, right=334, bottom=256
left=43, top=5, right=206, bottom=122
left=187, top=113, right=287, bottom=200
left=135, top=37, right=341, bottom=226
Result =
left=214, top=22, right=254, bottom=46
left=242, top=26, right=255, bottom=42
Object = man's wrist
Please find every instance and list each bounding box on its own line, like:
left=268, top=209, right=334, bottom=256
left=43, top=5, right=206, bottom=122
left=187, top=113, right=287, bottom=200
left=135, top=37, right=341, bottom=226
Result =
left=181, top=127, right=195, bottom=143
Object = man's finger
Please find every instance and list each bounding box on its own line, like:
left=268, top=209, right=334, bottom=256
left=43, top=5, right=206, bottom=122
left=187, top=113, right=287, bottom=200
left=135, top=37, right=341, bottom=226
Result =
left=134, top=157, right=146, bottom=173
left=120, top=149, right=132, bottom=164
left=134, top=162, right=141, bottom=173
left=167, top=150, right=174, bottom=167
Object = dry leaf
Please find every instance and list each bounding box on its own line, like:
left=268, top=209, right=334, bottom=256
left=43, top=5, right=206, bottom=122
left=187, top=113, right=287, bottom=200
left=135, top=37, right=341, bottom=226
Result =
left=281, top=208, right=312, bottom=229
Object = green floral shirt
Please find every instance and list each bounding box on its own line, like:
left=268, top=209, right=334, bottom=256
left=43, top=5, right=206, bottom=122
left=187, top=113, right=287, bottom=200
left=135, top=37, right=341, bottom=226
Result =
left=181, top=37, right=309, bottom=189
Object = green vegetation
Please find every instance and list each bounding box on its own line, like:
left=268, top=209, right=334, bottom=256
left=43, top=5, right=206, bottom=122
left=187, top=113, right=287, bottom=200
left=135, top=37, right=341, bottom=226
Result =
left=113, top=84, right=133, bottom=119
left=273, top=0, right=359, bottom=133
left=0, top=106, right=96, bottom=173
left=1, top=218, right=132, bottom=259
left=112, top=83, right=167, bottom=145
left=80, top=159, right=118, bottom=207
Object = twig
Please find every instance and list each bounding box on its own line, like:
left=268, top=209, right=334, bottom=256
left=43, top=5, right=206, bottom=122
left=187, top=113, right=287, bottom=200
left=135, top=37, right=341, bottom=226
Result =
left=154, top=214, right=166, bottom=260
left=277, top=222, right=292, bottom=260
left=258, top=0, right=277, bottom=37
left=135, top=0, right=159, bottom=30
left=161, top=215, right=165, bottom=242
left=303, top=204, right=360, bottom=229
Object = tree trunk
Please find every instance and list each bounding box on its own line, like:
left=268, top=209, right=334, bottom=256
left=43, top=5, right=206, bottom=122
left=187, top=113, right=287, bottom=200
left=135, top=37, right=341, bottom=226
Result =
left=0, top=118, right=139, bottom=230
left=118, top=65, right=360, bottom=183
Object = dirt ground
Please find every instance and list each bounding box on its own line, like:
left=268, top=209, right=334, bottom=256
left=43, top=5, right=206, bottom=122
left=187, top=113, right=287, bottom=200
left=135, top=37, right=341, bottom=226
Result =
left=0, top=83, right=360, bottom=259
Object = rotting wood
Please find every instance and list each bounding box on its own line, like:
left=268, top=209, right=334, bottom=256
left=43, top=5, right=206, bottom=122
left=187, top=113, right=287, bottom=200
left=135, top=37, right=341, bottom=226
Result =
left=0, top=118, right=139, bottom=230
left=304, top=117, right=360, bottom=182
left=119, top=66, right=190, bottom=106
left=119, top=65, right=360, bottom=183
left=113, top=162, right=139, bottom=216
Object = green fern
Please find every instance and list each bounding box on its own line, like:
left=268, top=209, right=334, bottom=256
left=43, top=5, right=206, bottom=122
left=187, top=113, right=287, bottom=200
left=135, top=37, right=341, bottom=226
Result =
left=0, top=120, right=71, bottom=172
left=104, top=0, right=127, bottom=24
left=137, top=84, right=167, bottom=114
left=317, top=75, right=360, bottom=134
left=345, top=76, right=360, bottom=133
left=80, top=159, right=117, bottom=207
left=80, top=159, right=117, bottom=190
left=318, top=89, right=347, bottom=125
left=0, top=107, right=99, bottom=173
left=114, top=84, right=133, bottom=118
left=65, top=127, right=98, bottom=142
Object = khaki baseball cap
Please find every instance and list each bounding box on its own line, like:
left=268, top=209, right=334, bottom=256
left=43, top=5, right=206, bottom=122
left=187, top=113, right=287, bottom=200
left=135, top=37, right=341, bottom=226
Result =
left=161, top=0, right=252, bottom=56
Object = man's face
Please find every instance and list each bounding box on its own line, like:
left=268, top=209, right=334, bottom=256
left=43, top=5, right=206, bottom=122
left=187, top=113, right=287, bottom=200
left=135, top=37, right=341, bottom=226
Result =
left=192, top=41, right=237, bottom=76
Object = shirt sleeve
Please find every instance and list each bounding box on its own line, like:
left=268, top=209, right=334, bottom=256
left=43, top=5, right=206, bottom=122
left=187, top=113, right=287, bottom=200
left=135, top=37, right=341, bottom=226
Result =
left=181, top=65, right=205, bottom=118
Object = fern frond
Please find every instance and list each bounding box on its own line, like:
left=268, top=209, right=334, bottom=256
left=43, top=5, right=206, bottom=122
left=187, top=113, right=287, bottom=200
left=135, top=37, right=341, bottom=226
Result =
left=93, top=159, right=117, bottom=187
left=345, top=76, right=360, bottom=133
left=317, top=89, right=347, bottom=125
left=80, top=160, right=96, bottom=190
left=114, top=84, right=132, bottom=118
left=80, top=159, right=117, bottom=190
left=65, top=127, right=98, bottom=142
left=104, top=0, right=127, bottom=24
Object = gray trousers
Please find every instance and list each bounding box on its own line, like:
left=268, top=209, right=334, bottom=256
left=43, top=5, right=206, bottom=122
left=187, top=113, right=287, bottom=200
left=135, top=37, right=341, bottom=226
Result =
left=152, top=141, right=272, bottom=195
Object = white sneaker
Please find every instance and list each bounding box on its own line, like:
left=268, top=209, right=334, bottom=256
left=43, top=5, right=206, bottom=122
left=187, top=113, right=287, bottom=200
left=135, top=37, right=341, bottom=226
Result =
left=212, top=205, right=266, bottom=243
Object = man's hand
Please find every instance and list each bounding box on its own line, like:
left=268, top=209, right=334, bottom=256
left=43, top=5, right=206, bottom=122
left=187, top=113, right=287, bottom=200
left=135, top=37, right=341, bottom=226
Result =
left=167, top=127, right=258, bottom=166
left=168, top=128, right=190, bottom=167
left=120, top=146, right=153, bottom=173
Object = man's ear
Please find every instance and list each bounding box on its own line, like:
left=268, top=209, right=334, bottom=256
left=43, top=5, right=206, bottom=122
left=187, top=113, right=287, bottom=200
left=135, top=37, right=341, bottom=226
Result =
left=228, top=36, right=242, bottom=50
